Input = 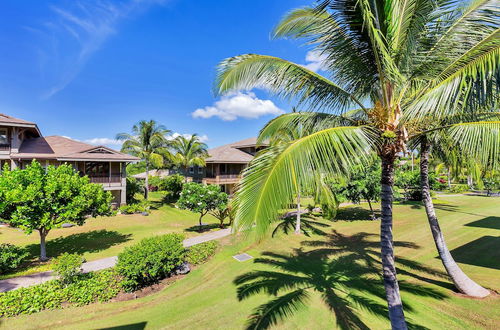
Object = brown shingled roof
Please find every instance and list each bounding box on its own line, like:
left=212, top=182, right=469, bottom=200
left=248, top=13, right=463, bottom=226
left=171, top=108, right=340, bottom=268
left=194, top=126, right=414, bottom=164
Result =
left=0, top=113, right=36, bottom=126
left=12, top=136, right=139, bottom=162
left=205, top=137, right=267, bottom=163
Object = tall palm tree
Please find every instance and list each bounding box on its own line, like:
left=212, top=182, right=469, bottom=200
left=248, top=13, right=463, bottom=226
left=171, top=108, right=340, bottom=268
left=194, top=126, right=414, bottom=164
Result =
left=116, top=120, right=171, bottom=199
left=215, top=1, right=499, bottom=328
left=171, top=134, right=209, bottom=179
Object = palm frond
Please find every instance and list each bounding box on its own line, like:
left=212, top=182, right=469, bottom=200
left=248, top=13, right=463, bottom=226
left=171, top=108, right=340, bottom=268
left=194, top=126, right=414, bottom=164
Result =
left=234, top=126, right=375, bottom=238
left=215, top=54, right=365, bottom=113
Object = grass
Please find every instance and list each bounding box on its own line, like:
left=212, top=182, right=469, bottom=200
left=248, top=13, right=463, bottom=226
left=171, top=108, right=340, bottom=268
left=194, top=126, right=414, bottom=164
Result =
left=0, top=192, right=223, bottom=279
left=2, top=195, right=499, bottom=329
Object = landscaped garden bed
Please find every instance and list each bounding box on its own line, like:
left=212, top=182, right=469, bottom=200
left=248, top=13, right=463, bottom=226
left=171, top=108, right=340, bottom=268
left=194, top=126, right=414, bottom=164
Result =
left=0, top=235, right=220, bottom=317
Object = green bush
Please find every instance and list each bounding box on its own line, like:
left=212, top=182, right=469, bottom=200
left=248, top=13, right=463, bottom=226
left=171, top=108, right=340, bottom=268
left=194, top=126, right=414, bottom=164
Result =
left=0, top=269, right=120, bottom=317
left=0, top=244, right=28, bottom=274
left=126, top=177, right=144, bottom=203
left=118, top=201, right=150, bottom=215
left=450, top=184, right=469, bottom=193
left=52, top=253, right=85, bottom=284
left=116, top=233, right=185, bottom=292
left=159, top=174, right=184, bottom=202
left=186, top=241, right=219, bottom=265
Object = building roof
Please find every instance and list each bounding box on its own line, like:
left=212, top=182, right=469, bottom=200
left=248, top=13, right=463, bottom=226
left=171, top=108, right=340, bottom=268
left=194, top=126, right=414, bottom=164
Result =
left=205, top=137, right=266, bottom=164
left=12, top=136, right=139, bottom=162
left=0, top=113, right=41, bottom=136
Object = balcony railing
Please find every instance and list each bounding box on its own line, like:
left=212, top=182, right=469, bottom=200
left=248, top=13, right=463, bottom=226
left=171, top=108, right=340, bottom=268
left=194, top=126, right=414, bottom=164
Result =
left=88, top=174, right=122, bottom=184
left=204, top=174, right=241, bottom=184
left=0, top=144, right=10, bottom=152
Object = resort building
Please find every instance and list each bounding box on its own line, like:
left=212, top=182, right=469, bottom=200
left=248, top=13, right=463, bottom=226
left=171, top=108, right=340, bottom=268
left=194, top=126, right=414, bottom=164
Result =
left=202, top=137, right=267, bottom=194
left=0, top=114, right=139, bottom=206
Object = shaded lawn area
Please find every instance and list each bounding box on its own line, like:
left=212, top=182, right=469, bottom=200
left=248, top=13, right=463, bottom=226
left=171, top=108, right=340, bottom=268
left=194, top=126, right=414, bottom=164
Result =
left=3, top=195, right=499, bottom=329
left=0, top=196, right=223, bottom=279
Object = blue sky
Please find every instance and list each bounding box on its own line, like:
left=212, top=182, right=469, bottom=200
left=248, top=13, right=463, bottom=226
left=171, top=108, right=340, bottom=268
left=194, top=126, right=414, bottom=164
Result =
left=0, top=0, right=325, bottom=148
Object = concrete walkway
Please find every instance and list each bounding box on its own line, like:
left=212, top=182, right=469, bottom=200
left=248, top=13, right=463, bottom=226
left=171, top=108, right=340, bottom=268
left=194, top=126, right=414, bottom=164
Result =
left=0, top=228, right=231, bottom=293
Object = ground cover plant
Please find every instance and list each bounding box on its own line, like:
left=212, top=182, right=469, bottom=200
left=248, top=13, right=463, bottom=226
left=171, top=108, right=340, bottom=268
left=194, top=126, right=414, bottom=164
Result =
left=186, top=241, right=219, bottom=265
left=2, top=196, right=498, bottom=329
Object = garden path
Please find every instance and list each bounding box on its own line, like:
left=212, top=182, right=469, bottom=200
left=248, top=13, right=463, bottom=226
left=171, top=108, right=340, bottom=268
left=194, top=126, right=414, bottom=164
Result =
left=0, top=228, right=231, bottom=293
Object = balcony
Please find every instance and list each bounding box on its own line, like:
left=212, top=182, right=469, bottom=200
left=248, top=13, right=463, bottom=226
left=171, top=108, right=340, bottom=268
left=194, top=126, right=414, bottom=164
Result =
left=0, top=144, right=10, bottom=152
left=87, top=174, right=122, bottom=184
left=204, top=174, right=241, bottom=184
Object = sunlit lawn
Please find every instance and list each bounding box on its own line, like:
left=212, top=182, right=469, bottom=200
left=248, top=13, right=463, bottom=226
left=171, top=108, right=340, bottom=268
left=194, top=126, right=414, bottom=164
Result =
left=3, top=195, right=499, bottom=329
left=0, top=192, right=222, bottom=279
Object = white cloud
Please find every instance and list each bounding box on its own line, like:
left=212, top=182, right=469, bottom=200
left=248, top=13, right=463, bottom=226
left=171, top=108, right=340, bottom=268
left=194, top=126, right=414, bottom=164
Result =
left=192, top=92, right=284, bottom=121
left=34, top=0, right=167, bottom=99
left=303, top=50, right=328, bottom=72
left=84, top=137, right=123, bottom=146
left=166, top=133, right=209, bottom=143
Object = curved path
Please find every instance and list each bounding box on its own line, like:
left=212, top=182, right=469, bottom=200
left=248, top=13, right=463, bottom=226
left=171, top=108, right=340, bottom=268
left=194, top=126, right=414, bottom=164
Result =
left=0, top=228, right=231, bottom=293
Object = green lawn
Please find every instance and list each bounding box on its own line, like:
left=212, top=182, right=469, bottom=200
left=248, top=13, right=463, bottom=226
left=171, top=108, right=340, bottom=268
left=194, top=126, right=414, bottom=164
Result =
left=0, top=192, right=223, bottom=279
left=2, top=195, right=498, bottom=329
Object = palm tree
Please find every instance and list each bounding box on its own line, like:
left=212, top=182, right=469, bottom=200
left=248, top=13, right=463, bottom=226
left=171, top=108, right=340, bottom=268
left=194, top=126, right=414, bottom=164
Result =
left=116, top=120, right=171, bottom=199
left=171, top=134, right=209, bottom=180
left=215, top=1, right=499, bottom=328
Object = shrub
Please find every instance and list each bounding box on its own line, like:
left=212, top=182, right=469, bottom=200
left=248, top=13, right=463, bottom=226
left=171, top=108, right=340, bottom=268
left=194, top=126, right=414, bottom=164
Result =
left=0, top=244, right=28, bottom=274
left=159, top=174, right=184, bottom=203
left=0, top=269, right=120, bottom=317
left=53, top=253, right=85, bottom=284
left=126, top=177, right=144, bottom=203
left=116, top=233, right=185, bottom=292
left=118, top=201, right=150, bottom=215
left=186, top=241, right=219, bottom=265
left=450, top=184, right=469, bottom=193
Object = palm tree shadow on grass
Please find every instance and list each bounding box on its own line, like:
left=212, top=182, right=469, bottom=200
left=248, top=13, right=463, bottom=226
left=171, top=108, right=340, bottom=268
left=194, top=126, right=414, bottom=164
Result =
left=272, top=214, right=329, bottom=237
left=235, top=232, right=447, bottom=330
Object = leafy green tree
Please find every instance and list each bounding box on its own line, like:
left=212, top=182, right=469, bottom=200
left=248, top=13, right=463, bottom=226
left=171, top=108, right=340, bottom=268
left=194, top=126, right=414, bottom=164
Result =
left=216, top=1, right=499, bottom=326
left=0, top=161, right=112, bottom=261
left=336, top=163, right=381, bottom=219
left=117, top=120, right=171, bottom=199
left=171, top=134, right=208, bottom=180
left=177, top=183, right=228, bottom=231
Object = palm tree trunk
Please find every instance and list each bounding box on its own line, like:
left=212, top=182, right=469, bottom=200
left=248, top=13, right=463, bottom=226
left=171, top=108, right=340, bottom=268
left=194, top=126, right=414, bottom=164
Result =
left=380, top=153, right=407, bottom=330
left=145, top=162, right=149, bottom=200
left=366, top=198, right=375, bottom=220
left=420, top=138, right=489, bottom=298
left=295, top=193, right=301, bottom=234
left=447, top=168, right=452, bottom=190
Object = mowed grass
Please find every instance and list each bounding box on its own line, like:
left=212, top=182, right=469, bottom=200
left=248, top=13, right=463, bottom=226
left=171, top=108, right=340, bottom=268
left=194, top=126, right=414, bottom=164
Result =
left=2, top=195, right=499, bottom=329
left=0, top=192, right=222, bottom=279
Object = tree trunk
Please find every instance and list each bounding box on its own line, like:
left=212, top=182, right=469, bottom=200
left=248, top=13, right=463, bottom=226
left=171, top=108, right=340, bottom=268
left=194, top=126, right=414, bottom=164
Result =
left=295, top=193, right=301, bottom=234
left=198, top=212, right=205, bottom=231
left=420, top=138, right=489, bottom=298
left=39, top=229, right=48, bottom=261
left=380, top=153, right=407, bottom=330
left=447, top=168, right=452, bottom=189
left=366, top=198, right=376, bottom=220
left=145, top=163, right=149, bottom=200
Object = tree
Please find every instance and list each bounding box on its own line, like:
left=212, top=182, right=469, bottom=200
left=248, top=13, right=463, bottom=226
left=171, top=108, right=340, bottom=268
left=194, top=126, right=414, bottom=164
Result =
left=216, top=1, right=498, bottom=327
left=158, top=174, right=185, bottom=203
left=336, top=163, right=381, bottom=219
left=177, top=183, right=228, bottom=231
left=117, top=120, right=171, bottom=199
left=0, top=161, right=112, bottom=261
left=171, top=134, right=208, bottom=180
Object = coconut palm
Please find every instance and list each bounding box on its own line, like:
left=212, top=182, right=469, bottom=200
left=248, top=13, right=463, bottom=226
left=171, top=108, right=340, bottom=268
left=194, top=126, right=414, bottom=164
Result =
left=116, top=120, right=171, bottom=199
left=215, top=1, right=499, bottom=328
left=171, top=134, right=209, bottom=179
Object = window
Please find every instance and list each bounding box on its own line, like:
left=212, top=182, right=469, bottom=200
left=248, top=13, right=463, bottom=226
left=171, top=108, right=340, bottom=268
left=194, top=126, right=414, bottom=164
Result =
left=198, top=166, right=203, bottom=174
left=85, top=162, right=110, bottom=177
left=0, top=129, right=8, bottom=145
left=189, top=166, right=194, bottom=174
